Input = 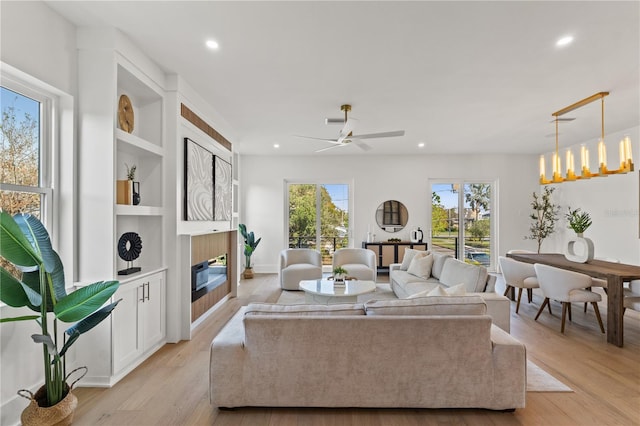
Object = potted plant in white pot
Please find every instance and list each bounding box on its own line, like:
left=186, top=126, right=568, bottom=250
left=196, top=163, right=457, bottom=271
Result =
left=564, top=207, right=594, bottom=263
left=238, top=224, right=261, bottom=279
left=0, top=211, right=120, bottom=425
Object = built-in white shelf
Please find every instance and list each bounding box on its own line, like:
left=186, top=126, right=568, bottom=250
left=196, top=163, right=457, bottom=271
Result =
left=116, top=205, right=164, bottom=216
left=116, top=129, right=164, bottom=157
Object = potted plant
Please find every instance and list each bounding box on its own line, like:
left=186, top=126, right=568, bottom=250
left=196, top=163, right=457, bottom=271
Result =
left=565, top=207, right=592, bottom=236
left=239, top=224, right=261, bottom=279
left=0, top=211, right=120, bottom=425
left=525, top=187, right=559, bottom=253
left=332, top=266, right=348, bottom=282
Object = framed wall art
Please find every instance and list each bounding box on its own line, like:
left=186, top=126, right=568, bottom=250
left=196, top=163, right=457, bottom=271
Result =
left=214, top=155, right=232, bottom=221
left=184, top=138, right=214, bottom=221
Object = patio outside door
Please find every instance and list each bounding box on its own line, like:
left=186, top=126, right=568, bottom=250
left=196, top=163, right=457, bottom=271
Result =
left=430, top=181, right=494, bottom=270
left=287, top=183, right=350, bottom=267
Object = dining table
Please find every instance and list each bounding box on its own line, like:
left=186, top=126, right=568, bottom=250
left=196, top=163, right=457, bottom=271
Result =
left=506, top=252, right=640, bottom=347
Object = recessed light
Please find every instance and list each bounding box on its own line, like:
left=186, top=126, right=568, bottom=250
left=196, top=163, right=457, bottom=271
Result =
left=556, top=36, right=573, bottom=47
left=273, top=144, right=280, bottom=148
left=418, top=142, right=425, bottom=148
left=206, top=40, right=219, bottom=50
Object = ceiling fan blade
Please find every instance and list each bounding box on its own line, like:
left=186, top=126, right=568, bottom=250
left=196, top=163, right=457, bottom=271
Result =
left=315, top=144, right=347, bottom=153
left=294, top=135, right=340, bottom=143
left=350, top=130, right=405, bottom=140
left=353, top=140, right=372, bottom=151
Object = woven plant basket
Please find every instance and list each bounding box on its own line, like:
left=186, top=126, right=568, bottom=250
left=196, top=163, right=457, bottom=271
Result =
left=18, top=367, right=86, bottom=426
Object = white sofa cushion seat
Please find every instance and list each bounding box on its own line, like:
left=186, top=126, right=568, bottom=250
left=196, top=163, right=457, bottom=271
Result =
left=364, top=296, right=487, bottom=316
left=341, top=263, right=375, bottom=281
left=245, top=303, right=365, bottom=316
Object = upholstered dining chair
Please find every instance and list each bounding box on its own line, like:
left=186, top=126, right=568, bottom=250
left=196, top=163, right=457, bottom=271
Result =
left=583, top=257, right=619, bottom=312
left=533, top=263, right=605, bottom=334
left=279, top=248, right=323, bottom=290
left=623, top=280, right=640, bottom=314
left=498, top=256, right=539, bottom=314
left=332, top=248, right=377, bottom=282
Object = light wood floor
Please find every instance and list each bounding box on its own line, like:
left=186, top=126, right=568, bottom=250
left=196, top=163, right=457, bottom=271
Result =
left=72, top=274, right=640, bottom=426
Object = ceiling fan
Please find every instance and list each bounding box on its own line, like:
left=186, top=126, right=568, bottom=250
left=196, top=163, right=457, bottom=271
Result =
left=297, top=104, right=405, bottom=152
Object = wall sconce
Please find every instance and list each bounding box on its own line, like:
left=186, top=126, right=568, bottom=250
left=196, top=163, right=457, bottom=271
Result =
left=539, top=92, right=634, bottom=185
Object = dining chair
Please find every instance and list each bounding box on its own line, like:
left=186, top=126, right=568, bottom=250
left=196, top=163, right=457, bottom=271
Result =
left=623, top=279, right=640, bottom=315
left=584, top=257, right=619, bottom=312
left=498, top=256, right=539, bottom=314
left=533, top=263, right=605, bottom=334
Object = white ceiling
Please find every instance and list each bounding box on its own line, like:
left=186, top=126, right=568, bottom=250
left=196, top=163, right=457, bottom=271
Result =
left=46, top=1, right=640, bottom=156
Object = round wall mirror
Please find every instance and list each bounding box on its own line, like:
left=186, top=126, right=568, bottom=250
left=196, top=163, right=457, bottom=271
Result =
left=375, top=200, right=408, bottom=233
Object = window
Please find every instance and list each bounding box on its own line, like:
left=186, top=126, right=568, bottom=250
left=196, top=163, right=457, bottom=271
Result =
left=0, top=83, right=52, bottom=224
left=287, top=183, right=350, bottom=267
left=430, top=181, right=496, bottom=270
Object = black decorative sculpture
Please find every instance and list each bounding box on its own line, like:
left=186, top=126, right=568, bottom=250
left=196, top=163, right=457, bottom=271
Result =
left=117, top=232, right=143, bottom=275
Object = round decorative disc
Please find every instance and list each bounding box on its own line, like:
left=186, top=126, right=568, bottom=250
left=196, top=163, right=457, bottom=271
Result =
left=118, top=94, right=135, bottom=133
left=117, top=232, right=143, bottom=262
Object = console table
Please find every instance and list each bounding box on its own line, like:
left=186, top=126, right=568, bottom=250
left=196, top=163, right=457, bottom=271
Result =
left=363, top=241, right=428, bottom=271
left=506, top=252, right=640, bottom=347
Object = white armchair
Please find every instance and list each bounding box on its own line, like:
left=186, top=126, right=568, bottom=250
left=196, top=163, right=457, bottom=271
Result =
left=279, top=249, right=322, bottom=290
left=533, top=263, right=605, bottom=334
left=498, top=256, right=539, bottom=314
left=332, top=248, right=377, bottom=282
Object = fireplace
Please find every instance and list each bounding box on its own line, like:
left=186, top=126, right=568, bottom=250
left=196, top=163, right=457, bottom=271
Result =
left=191, top=254, right=228, bottom=302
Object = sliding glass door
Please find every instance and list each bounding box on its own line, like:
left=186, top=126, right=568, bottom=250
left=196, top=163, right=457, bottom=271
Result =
left=287, top=183, right=350, bottom=266
left=430, top=181, right=494, bottom=270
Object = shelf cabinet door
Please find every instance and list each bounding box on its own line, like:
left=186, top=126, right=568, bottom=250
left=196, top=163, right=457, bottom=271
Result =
left=112, top=283, right=142, bottom=374
left=141, top=273, right=165, bottom=351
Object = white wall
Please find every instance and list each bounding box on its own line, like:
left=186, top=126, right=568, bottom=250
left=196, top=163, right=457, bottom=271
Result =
left=543, top=126, right=640, bottom=264
left=0, top=3, right=78, bottom=425
left=240, top=153, right=541, bottom=273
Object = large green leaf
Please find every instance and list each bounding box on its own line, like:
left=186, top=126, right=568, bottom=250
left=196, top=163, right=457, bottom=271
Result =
left=0, top=315, right=40, bottom=323
left=0, top=211, right=41, bottom=267
left=21, top=270, right=52, bottom=312
left=0, top=267, right=42, bottom=307
left=54, top=281, right=119, bottom=323
left=13, top=214, right=66, bottom=302
left=60, top=299, right=121, bottom=357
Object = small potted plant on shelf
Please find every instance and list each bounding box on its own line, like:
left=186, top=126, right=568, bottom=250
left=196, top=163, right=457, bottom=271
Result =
left=0, top=211, right=121, bottom=425
left=565, top=207, right=592, bottom=236
left=239, top=224, right=261, bottom=279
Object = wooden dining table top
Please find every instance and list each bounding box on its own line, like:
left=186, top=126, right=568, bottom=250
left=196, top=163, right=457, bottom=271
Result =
left=506, top=253, right=640, bottom=281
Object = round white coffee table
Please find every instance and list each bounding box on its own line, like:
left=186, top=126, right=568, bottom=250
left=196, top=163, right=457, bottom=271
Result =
left=298, top=279, right=376, bottom=304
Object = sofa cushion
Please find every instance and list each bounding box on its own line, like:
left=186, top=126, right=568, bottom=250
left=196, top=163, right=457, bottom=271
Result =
left=407, top=253, right=434, bottom=279
left=364, top=296, right=487, bottom=316
left=245, top=303, right=365, bottom=316
left=431, top=252, right=453, bottom=279
left=400, top=248, right=430, bottom=270
left=440, top=258, right=488, bottom=292
left=408, top=282, right=468, bottom=298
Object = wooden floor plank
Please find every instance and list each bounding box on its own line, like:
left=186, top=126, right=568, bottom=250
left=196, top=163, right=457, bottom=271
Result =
left=72, top=273, right=640, bottom=425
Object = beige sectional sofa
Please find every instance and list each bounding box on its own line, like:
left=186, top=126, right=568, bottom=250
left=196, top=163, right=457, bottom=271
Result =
left=390, top=251, right=510, bottom=331
left=210, top=297, right=526, bottom=411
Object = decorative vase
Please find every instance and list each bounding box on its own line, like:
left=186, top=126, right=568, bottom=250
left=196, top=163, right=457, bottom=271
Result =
left=242, top=268, right=254, bottom=279
left=564, top=233, right=595, bottom=263
left=20, top=384, right=77, bottom=426
left=132, top=181, right=140, bottom=205
left=410, top=227, right=424, bottom=243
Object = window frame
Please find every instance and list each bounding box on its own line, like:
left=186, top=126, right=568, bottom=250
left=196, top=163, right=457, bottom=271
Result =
left=1, top=77, right=54, bottom=229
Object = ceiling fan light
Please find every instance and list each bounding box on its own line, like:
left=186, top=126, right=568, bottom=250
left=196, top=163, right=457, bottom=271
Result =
left=556, top=35, right=573, bottom=47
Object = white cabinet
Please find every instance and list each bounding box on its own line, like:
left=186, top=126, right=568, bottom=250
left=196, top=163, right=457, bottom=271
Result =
left=113, top=271, right=166, bottom=375
left=76, top=30, right=168, bottom=386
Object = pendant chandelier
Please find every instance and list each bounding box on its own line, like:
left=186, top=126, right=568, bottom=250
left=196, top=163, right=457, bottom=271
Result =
left=539, top=92, right=634, bottom=185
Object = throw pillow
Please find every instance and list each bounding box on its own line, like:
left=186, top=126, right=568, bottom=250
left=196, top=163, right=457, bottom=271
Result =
left=407, top=253, right=434, bottom=279
left=400, top=248, right=430, bottom=271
